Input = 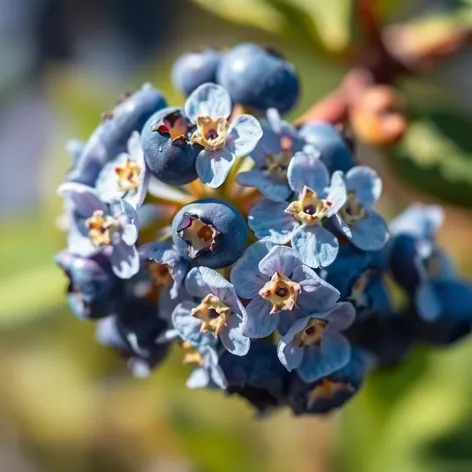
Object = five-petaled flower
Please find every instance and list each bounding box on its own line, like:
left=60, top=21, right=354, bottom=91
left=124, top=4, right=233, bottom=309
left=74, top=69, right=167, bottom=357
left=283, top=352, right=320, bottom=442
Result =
left=333, top=166, right=388, bottom=251
left=58, top=182, right=140, bottom=279
left=95, top=131, right=148, bottom=209
left=139, top=241, right=189, bottom=299
left=231, top=242, right=340, bottom=338
left=277, top=301, right=355, bottom=382
left=184, top=83, right=263, bottom=188
left=236, top=108, right=306, bottom=202
left=171, top=267, right=250, bottom=356
left=248, top=151, right=347, bottom=268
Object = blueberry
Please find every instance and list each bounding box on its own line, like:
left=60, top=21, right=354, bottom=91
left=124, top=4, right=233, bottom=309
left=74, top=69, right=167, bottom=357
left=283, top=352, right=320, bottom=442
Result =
left=172, top=199, right=248, bottom=269
left=54, top=249, right=122, bottom=320
left=70, top=84, right=167, bottom=186
left=217, top=43, right=299, bottom=114
left=172, top=49, right=222, bottom=96
left=298, top=122, right=355, bottom=174
left=141, top=107, right=200, bottom=185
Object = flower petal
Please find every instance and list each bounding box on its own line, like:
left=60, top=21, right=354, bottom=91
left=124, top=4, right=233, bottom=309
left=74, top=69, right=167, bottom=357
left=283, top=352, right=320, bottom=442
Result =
left=297, top=331, right=351, bottom=382
left=196, top=148, right=235, bottom=188
left=292, top=265, right=340, bottom=312
left=277, top=338, right=304, bottom=371
left=204, top=347, right=228, bottom=389
left=67, top=223, right=98, bottom=257
left=185, top=267, right=212, bottom=298
left=291, top=225, right=339, bottom=269
left=345, top=165, right=382, bottom=208
left=236, top=170, right=292, bottom=202
left=350, top=211, right=389, bottom=251
left=186, top=368, right=210, bottom=389
left=58, top=182, right=107, bottom=217
left=220, top=314, right=250, bottom=356
left=389, top=204, right=444, bottom=244
left=242, top=296, right=278, bottom=338
left=171, top=301, right=215, bottom=347
left=326, top=171, right=347, bottom=216
left=120, top=200, right=139, bottom=246
left=198, top=267, right=238, bottom=303
left=287, top=151, right=328, bottom=195
left=231, top=241, right=274, bottom=298
left=324, top=302, right=356, bottom=331
left=416, top=281, right=442, bottom=322
left=227, top=114, right=263, bottom=157
left=111, top=241, right=140, bottom=279
left=258, top=245, right=303, bottom=278
left=248, top=199, right=297, bottom=244
left=185, top=83, right=232, bottom=122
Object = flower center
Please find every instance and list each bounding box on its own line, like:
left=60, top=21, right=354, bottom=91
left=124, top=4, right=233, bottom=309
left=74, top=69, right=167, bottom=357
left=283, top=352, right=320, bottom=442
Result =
left=294, top=318, right=328, bottom=347
left=259, top=271, right=301, bottom=313
left=177, top=214, right=220, bottom=259
left=149, top=262, right=173, bottom=288
left=307, top=379, right=354, bottom=407
left=85, top=210, right=120, bottom=247
left=285, top=186, right=332, bottom=225
left=339, top=192, right=366, bottom=225
left=264, top=137, right=293, bottom=183
left=114, top=157, right=142, bottom=192
left=191, top=294, right=230, bottom=336
left=191, top=116, right=229, bottom=151
left=181, top=341, right=204, bottom=367
left=153, top=110, right=190, bottom=141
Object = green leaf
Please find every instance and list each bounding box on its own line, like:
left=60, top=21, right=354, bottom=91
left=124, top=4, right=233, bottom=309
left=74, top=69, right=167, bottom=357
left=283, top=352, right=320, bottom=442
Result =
left=390, top=107, right=472, bottom=208
left=191, top=0, right=354, bottom=57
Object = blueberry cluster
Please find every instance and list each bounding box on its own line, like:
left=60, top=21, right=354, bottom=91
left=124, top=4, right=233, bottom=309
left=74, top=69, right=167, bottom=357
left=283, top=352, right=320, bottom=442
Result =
left=55, top=44, right=472, bottom=416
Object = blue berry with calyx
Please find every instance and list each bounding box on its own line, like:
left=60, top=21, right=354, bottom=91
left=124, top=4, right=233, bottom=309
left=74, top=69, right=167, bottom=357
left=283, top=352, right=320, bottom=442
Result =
left=172, top=199, right=248, bottom=269
left=217, top=43, right=299, bottom=114
left=298, top=122, right=355, bottom=174
left=141, top=107, right=200, bottom=185
left=172, top=48, right=222, bottom=96
left=69, top=83, right=167, bottom=186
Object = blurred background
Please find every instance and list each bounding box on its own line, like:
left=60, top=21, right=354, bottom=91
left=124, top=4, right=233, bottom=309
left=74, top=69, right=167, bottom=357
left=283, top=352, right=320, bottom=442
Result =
left=2, top=0, right=472, bottom=471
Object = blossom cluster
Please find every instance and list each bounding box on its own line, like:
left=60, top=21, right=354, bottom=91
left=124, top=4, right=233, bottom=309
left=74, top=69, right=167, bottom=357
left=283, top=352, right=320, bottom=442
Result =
left=55, top=44, right=472, bottom=416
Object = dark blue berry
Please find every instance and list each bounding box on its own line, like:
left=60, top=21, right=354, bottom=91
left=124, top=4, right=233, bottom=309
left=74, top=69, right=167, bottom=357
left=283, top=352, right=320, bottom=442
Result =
left=172, top=49, right=222, bottom=96
left=141, top=107, right=199, bottom=185
left=70, top=84, right=167, bottom=186
left=217, top=43, right=299, bottom=114
left=299, top=122, right=355, bottom=174
left=172, top=199, right=248, bottom=269
left=55, top=250, right=122, bottom=320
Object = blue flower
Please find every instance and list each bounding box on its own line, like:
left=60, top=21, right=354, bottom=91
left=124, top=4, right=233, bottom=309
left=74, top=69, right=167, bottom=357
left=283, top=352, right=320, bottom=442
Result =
left=182, top=343, right=227, bottom=390
left=333, top=166, right=389, bottom=251
left=58, top=182, right=140, bottom=279
left=236, top=109, right=305, bottom=202
left=231, top=242, right=340, bottom=338
left=248, top=151, right=347, bottom=268
left=277, top=302, right=355, bottom=382
left=185, top=83, right=263, bottom=188
left=321, top=242, right=391, bottom=319
left=54, top=250, right=122, bottom=320
left=389, top=204, right=454, bottom=322
left=171, top=267, right=250, bottom=356
left=288, top=347, right=370, bottom=415
left=95, top=132, right=148, bottom=209
left=139, top=241, right=189, bottom=299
